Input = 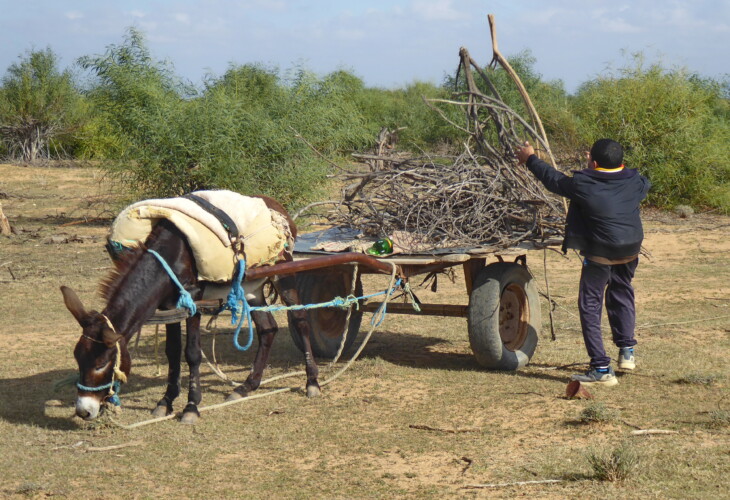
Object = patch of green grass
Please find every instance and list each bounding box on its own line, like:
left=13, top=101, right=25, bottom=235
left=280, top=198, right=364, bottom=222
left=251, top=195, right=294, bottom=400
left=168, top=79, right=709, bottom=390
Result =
left=579, top=402, right=620, bottom=424
left=586, top=442, right=640, bottom=482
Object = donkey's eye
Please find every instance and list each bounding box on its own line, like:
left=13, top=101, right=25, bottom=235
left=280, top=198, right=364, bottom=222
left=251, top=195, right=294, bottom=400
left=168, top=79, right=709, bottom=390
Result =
left=95, top=351, right=112, bottom=370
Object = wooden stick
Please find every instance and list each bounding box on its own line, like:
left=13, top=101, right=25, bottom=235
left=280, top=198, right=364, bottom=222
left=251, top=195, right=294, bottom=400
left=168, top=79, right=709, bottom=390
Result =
left=464, top=479, right=563, bottom=489
left=86, top=440, right=144, bottom=452
left=488, top=14, right=550, bottom=163
left=543, top=248, right=557, bottom=340
left=630, top=429, right=679, bottom=436
left=409, top=424, right=480, bottom=433
left=488, top=13, right=566, bottom=213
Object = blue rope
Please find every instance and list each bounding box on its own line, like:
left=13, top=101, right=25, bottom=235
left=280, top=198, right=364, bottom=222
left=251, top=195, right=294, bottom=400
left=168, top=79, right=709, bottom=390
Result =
left=371, top=278, right=401, bottom=327
left=108, top=381, right=122, bottom=406
left=76, top=380, right=113, bottom=392
left=219, top=260, right=404, bottom=352
left=75, top=380, right=122, bottom=406
left=147, top=249, right=197, bottom=316
left=225, top=259, right=254, bottom=351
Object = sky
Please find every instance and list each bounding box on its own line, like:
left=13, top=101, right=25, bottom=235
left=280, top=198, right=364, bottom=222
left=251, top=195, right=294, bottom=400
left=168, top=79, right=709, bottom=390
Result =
left=1, top=0, right=728, bottom=93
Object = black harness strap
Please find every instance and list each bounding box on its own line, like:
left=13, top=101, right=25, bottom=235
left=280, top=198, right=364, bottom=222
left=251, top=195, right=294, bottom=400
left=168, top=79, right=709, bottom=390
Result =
left=183, top=193, right=240, bottom=240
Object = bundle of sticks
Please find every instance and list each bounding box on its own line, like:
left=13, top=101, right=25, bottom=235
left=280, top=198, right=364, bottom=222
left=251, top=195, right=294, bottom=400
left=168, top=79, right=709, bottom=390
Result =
left=306, top=16, right=566, bottom=252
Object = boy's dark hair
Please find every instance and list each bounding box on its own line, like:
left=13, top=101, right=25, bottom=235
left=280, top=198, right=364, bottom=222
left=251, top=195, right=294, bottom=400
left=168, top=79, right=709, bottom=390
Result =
left=590, top=139, right=624, bottom=168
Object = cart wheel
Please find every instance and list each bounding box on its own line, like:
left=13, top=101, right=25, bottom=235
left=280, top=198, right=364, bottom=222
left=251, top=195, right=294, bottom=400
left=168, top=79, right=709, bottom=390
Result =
left=467, top=262, right=540, bottom=370
left=288, top=270, right=363, bottom=359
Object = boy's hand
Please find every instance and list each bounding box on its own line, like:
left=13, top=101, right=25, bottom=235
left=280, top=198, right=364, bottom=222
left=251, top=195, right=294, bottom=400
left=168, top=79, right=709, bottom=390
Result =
left=515, top=141, right=535, bottom=165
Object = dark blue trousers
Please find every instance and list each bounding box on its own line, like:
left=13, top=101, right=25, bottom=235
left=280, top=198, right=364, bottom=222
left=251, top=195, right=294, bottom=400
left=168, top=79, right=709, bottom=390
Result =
left=578, top=258, right=639, bottom=368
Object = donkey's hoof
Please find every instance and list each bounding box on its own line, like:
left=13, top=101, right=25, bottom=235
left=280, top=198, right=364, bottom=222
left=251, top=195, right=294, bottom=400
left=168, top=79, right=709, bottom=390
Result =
left=180, top=404, right=200, bottom=425
left=225, top=385, right=249, bottom=402
left=151, top=405, right=171, bottom=418
left=180, top=411, right=199, bottom=425
left=306, top=385, right=321, bottom=398
left=225, top=392, right=243, bottom=402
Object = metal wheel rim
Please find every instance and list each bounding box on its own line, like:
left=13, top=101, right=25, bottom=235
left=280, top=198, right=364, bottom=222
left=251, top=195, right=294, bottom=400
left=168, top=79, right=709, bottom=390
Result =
left=499, top=283, right=529, bottom=351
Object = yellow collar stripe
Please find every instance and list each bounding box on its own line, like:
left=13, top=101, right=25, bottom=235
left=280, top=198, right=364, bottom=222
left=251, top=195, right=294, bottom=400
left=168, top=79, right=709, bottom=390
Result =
left=594, top=164, right=625, bottom=172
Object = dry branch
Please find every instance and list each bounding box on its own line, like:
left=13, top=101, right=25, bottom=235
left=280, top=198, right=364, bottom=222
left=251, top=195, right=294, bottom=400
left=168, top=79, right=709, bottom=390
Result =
left=463, top=479, right=564, bottom=489
left=409, top=424, right=481, bottom=433
left=85, top=440, right=144, bottom=452
left=630, top=429, right=680, bottom=436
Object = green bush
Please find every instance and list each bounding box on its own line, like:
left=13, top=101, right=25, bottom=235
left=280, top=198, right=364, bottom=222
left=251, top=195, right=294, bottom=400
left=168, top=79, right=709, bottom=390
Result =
left=79, top=30, right=344, bottom=207
left=579, top=402, right=620, bottom=424
left=573, top=54, right=730, bottom=212
left=586, top=442, right=640, bottom=482
left=0, top=48, right=89, bottom=161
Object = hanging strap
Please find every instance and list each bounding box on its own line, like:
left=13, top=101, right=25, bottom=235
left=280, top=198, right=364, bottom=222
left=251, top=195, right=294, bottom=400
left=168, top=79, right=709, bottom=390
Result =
left=183, top=193, right=240, bottom=240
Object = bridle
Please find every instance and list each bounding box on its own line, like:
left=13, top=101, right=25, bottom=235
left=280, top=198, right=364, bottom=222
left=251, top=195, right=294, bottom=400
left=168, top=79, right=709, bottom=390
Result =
left=75, top=314, right=128, bottom=406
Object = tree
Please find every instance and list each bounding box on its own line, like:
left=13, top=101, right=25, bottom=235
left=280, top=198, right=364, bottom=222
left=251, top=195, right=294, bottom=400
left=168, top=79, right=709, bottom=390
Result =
left=0, top=48, right=85, bottom=162
left=573, top=54, right=730, bottom=211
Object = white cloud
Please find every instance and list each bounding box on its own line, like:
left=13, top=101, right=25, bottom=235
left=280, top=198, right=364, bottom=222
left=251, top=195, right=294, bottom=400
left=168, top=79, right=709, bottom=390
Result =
left=130, top=10, right=146, bottom=18
left=173, top=13, right=191, bottom=24
left=410, top=0, right=467, bottom=22
left=602, top=17, right=641, bottom=34
left=65, top=11, right=84, bottom=20
left=139, top=21, right=158, bottom=32
left=334, top=28, right=366, bottom=41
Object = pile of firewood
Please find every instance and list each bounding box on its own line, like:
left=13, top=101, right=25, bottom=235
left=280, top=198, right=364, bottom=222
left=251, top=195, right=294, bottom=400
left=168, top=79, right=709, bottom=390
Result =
left=329, top=145, right=563, bottom=250
left=301, top=16, right=566, bottom=251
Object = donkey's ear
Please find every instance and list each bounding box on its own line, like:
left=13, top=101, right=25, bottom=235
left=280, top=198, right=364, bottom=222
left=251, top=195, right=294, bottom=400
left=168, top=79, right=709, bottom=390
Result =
left=60, top=286, right=89, bottom=325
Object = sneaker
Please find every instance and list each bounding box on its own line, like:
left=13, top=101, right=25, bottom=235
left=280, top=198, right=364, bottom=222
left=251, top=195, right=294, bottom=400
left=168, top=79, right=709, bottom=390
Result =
left=618, top=347, right=635, bottom=370
left=571, top=367, right=619, bottom=387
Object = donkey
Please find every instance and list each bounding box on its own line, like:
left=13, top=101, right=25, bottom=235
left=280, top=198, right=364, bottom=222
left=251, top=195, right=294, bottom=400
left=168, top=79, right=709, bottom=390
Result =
left=61, top=195, right=320, bottom=424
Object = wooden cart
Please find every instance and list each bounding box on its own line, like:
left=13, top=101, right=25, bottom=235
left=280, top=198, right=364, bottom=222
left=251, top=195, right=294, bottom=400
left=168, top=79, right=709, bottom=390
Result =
left=284, top=228, right=560, bottom=370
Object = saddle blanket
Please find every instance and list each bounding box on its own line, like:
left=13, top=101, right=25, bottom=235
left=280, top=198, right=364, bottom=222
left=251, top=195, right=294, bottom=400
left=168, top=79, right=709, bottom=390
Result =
left=109, top=190, right=294, bottom=282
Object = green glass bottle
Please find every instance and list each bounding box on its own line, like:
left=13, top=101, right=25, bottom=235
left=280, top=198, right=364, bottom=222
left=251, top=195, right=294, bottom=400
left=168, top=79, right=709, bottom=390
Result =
left=366, top=237, right=394, bottom=256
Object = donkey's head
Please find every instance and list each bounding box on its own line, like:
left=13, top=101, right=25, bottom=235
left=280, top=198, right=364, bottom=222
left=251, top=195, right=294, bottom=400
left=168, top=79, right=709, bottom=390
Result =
left=61, top=286, right=131, bottom=420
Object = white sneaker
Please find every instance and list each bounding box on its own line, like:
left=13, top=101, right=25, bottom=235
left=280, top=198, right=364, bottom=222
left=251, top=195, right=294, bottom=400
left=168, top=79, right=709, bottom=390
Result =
left=618, top=347, right=635, bottom=370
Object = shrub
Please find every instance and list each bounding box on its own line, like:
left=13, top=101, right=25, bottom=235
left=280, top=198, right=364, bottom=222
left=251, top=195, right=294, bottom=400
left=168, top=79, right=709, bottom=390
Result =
left=586, top=442, right=640, bottom=482
left=708, top=410, right=730, bottom=428
left=0, top=48, right=89, bottom=161
left=579, top=402, right=620, bottom=424
left=79, top=30, right=338, bottom=207
left=573, top=53, right=730, bottom=212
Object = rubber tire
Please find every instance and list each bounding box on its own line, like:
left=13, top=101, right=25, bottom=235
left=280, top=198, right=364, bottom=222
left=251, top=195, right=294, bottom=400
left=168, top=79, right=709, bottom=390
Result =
left=288, top=270, right=363, bottom=359
left=467, top=262, right=540, bottom=370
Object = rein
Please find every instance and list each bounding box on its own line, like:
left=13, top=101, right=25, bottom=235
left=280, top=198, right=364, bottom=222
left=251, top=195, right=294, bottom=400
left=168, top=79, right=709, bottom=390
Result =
left=147, top=249, right=197, bottom=316
left=76, top=314, right=128, bottom=406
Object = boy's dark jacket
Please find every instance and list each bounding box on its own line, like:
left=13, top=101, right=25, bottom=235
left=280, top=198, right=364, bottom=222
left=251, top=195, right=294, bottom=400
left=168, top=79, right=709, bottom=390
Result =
left=526, top=155, right=651, bottom=259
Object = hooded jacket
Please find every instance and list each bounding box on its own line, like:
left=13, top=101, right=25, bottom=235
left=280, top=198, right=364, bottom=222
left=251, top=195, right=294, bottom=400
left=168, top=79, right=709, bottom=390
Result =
left=526, top=154, right=651, bottom=259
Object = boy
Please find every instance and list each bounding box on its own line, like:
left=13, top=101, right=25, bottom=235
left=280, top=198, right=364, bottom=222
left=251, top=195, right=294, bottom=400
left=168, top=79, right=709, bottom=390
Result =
left=516, top=139, right=650, bottom=386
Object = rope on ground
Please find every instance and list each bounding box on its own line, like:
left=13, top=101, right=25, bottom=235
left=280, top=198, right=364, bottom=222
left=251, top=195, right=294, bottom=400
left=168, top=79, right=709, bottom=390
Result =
left=109, top=262, right=400, bottom=429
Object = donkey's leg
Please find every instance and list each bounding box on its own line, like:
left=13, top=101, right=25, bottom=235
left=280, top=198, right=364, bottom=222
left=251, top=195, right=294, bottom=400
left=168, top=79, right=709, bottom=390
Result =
left=226, top=299, right=278, bottom=401
left=152, top=322, right=182, bottom=417
left=180, top=313, right=203, bottom=424
left=277, top=275, right=321, bottom=398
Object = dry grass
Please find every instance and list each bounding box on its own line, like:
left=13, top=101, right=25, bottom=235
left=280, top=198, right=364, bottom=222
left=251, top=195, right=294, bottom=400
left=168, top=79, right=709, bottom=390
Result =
left=0, top=162, right=729, bottom=499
